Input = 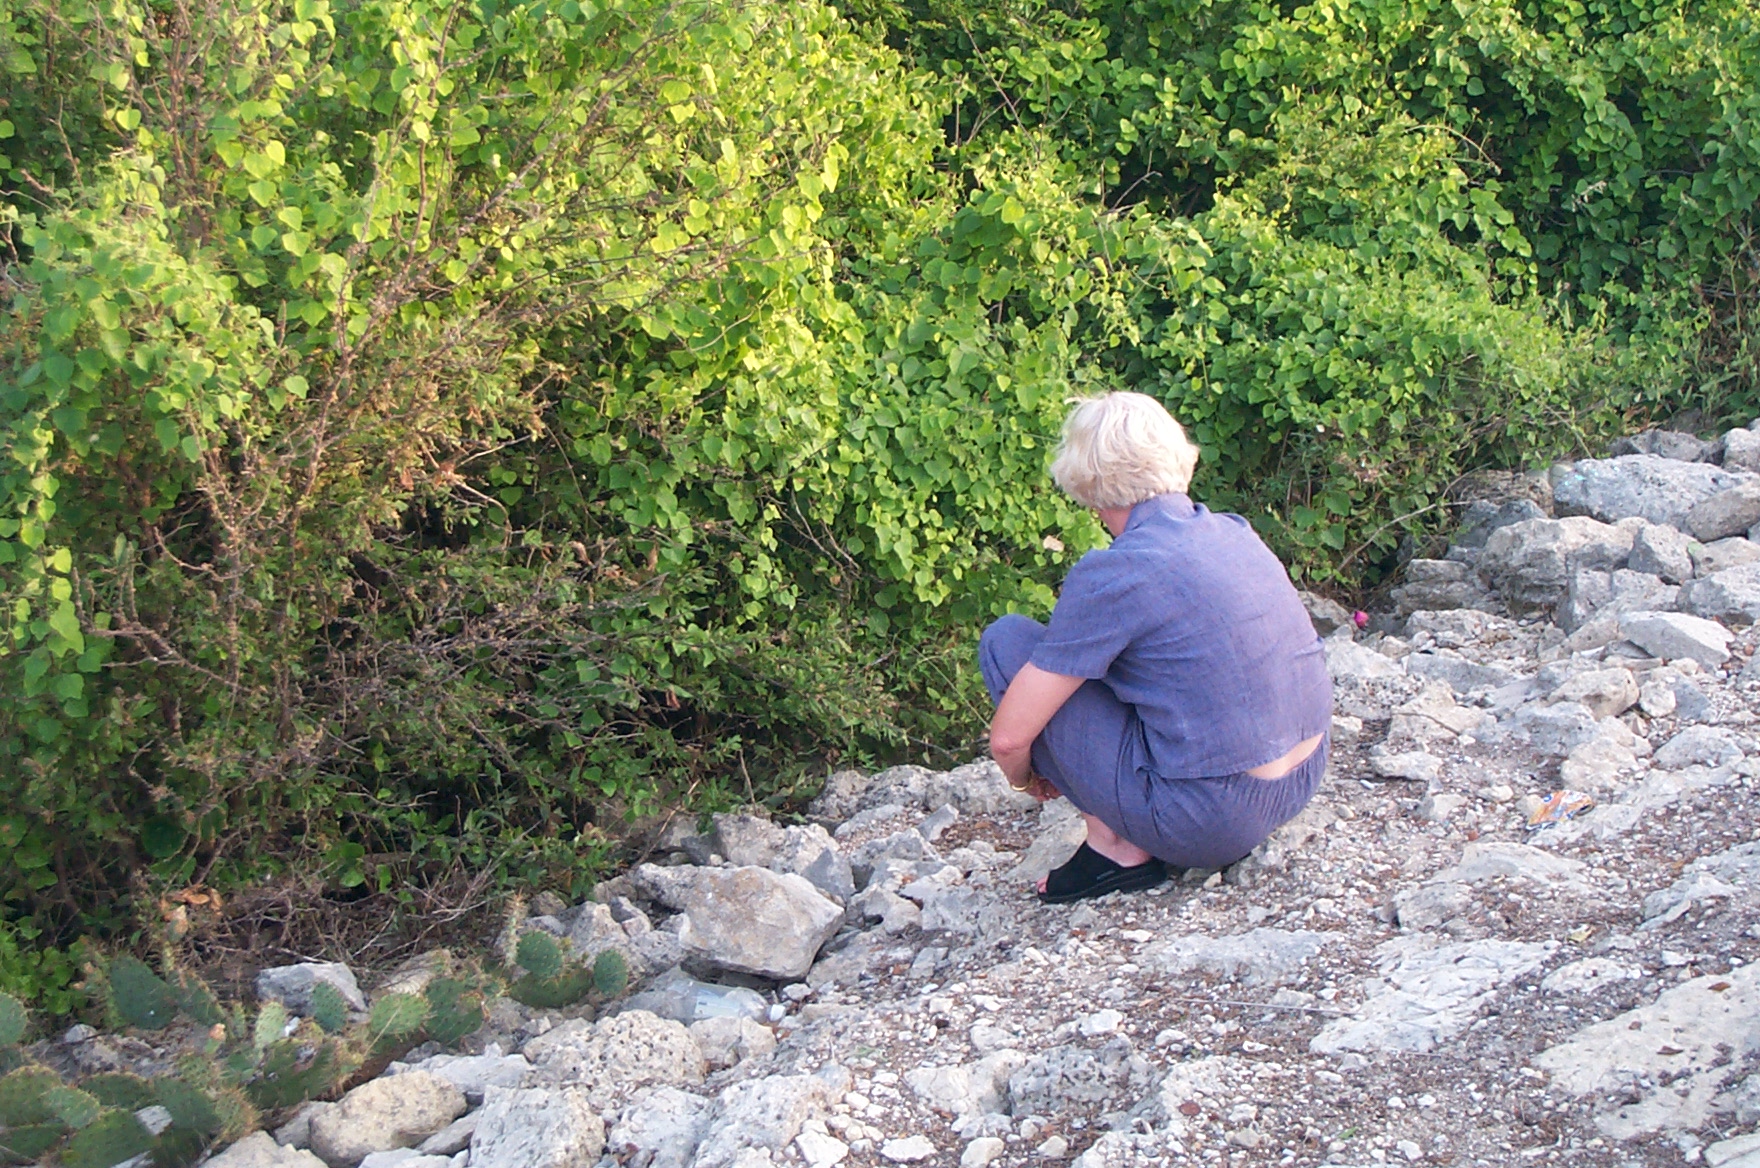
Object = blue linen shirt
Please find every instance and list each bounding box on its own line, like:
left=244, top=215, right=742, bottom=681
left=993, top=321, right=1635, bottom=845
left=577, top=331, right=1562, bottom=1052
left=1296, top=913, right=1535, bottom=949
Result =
left=1027, top=492, right=1333, bottom=779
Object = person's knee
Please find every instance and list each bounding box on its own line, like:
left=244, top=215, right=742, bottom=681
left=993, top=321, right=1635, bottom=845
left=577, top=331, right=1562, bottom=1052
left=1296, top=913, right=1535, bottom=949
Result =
left=978, top=613, right=1045, bottom=696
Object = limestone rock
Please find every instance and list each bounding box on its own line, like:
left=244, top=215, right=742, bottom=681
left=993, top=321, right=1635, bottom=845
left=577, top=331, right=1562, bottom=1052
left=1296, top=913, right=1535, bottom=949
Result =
left=470, top=1085, right=606, bottom=1168
left=1609, top=429, right=1714, bottom=462
left=1310, top=939, right=1552, bottom=1053
left=208, top=1133, right=328, bottom=1168
left=1692, top=536, right=1760, bottom=576
left=627, top=864, right=843, bottom=979
left=1619, top=610, right=1732, bottom=666
left=1725, top=426, right=1760, bottom=471
left=1479, top=516, right=1636, bottom=610
left=1450, top=497, right=1548, bottom=552
left=1299, top=590, right=1352, bottom=636
left=605, top=1086, right=713, bottom=1168
left=1540, top=958, right=1641, bottom=995
left=1402, top=649, right=1518, bottom=693
left=689, top=1015, right=776, bottom=1071
left=1628, top=522, right=1696, bottom=582
left=1148, top=928, right=1337, bottom=986
left=904, top=1050, right=1028, bottom=1117
left=1391, top=883, right=1472, bottom=931
left=1535, top=964, right=1760, bottom=1139
left=1654, top=725, right=1747, bottom=770
left=1509, top=701, right=1600, bottom=757
left=522, top=1012, right=706, bottom=1104
left=1007, top=1038, right=1155, bottom=1113
left=1688, top=481, right=1760, bottom=540
left=692, top=1067, right=852, bottom=1168
left=1546, top=666, right=1638, bottom=720
left=1551, top=455, right=1749, bottom=528
left=1640, top=840, right=1760, bottom=926
left=389, top=1045, right=530, bottom=1104
left=1389, top=559, right=1493, bottom=615
left=1369, top=750, right=1441, bottom=783
left=309, top=1071, right=466, bottom=1168
left=256, top=962, right=367, bottom=1016
left=1682, top=561, right=1760, bottom=624
left=705, top=815, right=856, bottom=903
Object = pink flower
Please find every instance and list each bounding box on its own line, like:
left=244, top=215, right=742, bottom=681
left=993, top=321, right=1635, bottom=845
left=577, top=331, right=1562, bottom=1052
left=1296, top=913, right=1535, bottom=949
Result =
left=1352, top=610, right=1369, bottom=629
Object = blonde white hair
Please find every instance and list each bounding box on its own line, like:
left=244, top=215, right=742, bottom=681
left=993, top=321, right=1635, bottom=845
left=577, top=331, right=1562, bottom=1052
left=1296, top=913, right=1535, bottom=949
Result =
left=1049, top=391, right=1199, bottom=509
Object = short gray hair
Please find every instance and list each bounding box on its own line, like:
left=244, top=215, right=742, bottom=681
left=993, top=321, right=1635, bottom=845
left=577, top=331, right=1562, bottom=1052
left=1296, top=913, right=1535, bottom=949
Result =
left=1049, top=392, right=1199, bottom=509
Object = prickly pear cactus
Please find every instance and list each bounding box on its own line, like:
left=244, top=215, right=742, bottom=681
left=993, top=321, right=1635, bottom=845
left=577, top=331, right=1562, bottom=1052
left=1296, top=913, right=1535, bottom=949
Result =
left=421, top=977, right=485, bottom=1047
left=155, top=1076, right=221, bottom=1135
left=506, top=966, right=593, bottom=1010
left=108, top=956, right=181, bottom=1031
left=0, top=1122, right=62, bottom=1162
left=0, top=992, right=24, bottom=1046
left=82, top=1072, right=155, bottom=1110
left=59, top=1108, right=154, bottom=1168
left=171, top=970, right=225, bottom=1027
left=44, top=1082, right=101, bottom=1129
left=367, top=992, right=428, bottom=1051
left=515, top=931, right=565, bottom=979
left=244, top=1037, right=350, bottom=1113
left=0, top=1064, right=60, bottom=1125
left=309, top=982, right=349, bottom=1035
left=252, top=1001, right=289, bottom=1053
left=593, top=949, right=629, bottom=998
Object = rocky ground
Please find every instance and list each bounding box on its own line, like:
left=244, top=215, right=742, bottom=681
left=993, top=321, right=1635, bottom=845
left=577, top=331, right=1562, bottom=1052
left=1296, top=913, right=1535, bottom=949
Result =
left=43, top=425, right=1760, bottom=1168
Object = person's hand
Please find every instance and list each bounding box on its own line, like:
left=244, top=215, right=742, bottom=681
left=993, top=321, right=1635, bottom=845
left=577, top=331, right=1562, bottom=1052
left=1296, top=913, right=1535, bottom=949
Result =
left=1008, top=771, right=1060, bottom=802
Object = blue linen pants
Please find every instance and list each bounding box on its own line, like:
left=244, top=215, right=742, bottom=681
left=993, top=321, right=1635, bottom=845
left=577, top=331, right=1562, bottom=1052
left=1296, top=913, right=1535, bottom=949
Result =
left=979, top=613, right=1327, bottom=870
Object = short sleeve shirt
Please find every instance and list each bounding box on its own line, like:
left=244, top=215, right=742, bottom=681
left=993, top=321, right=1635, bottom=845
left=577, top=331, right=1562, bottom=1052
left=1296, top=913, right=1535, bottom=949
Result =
left=1029, top=492, right=1333, bottom=779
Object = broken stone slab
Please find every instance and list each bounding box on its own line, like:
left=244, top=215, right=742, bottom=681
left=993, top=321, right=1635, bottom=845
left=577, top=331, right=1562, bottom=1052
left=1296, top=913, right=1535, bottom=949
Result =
left=1391, top=882, right=1472, bottom=931
left=1389, top=559, right=1495, bottom=615
left=1299, top=590, right=1352, bottom=636
left=521, top=1012, right=706, bottom=1106
left=904, top=1050, right=1028, bottom=1117
left=309, top=1071, right=467, bottom=1168
left=1628, top=523, right=1696, bottom=583
left=1450, top=497, right=1548, bottom=552
left=255, top=962, right=367, bottom=1016
left=207, top=1133, right=328, bottom=1168
left=1309, top=938, right=1552, bottom=1054
left=1007, top=1037, right=1156, bottom=1113
left=1540, top=958, right=1641, bottom=995
left=1534, top=963, right=1760, bottom=1140
left=1682, top=562, right=1760, bottom=624
left=690, top=1067, right=852, bottom=1168
left=689, top=1015, right=776, bottom=1071
left=469, top=1085, right=606, bottom=1168
left=1368, top=750, right=1441, bottom=783
left=627, top=864, right=842, bottom=980
left=1640, top=840, right=1760, bottom=926
left=1004, top=800, right=1088, bottom=884
left=1725, top=426, right=1760, bottom=472
left=1509, top=701, right=1600, bottom=757
left=1402, top=649, right=1519, bottom=693
left=1479, top=516, right=1637, bottom=610
left=1546, top=666, right=1638, bottom=719
left=1608, top=429, right=1715, bottom=462
left=1147, top=928, right=1339, bottom=987
left=705, top=816, right=856, bottom=903
left=1653, top=725, right=1748, bottom=770
left=387, top=1044, right=531, bottom=1104
left=1551, top=455, right=1750, bottom=528
left=1688, top=481, right=1760, bottom=540
left=1692, top=536, right=1760, bottom=576
left=1619, top=610, right=1732, bottom=666
left=605, top=1087, right=713, bottom=1168
left=1431, top=841, right=1592, bottom=890
left=1405, top=607, right=1520, bottom=647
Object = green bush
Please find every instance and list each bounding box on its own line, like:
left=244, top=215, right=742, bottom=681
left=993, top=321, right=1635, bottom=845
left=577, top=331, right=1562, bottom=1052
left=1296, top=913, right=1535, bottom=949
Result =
left=0, top=0, right=1738, bottom=960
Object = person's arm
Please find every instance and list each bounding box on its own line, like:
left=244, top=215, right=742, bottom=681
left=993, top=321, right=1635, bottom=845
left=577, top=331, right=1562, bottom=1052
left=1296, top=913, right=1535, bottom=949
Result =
left=989, top=662, right=1086, bottom=791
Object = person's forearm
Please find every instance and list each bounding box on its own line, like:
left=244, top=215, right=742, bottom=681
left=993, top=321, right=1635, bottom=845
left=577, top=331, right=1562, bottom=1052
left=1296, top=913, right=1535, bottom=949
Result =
left=992, top=739, right=1034, bottom=787
left=989, top=662, right=1085, bottom=787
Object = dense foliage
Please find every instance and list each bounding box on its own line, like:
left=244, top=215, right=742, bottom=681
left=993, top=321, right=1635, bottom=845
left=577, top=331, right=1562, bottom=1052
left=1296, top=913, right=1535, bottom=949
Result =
left=1, top=0, right=1757, bottom=985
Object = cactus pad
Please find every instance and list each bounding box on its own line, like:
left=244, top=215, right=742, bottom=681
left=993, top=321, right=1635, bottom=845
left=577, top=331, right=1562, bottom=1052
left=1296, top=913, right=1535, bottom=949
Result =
left=0, top=992, right=24, bottom=1046
left=252, top=1001, right=288, bottom=1053
left=155, top=1077, right=220, bottom=1134
left=245, top=1038, right=349, bottom=1113
left=82, top=1073, right=155, bottom=1110
left=171, top=971, right=224, bottom=1027
left=593, top=949, right=629, bottom=998
left=150, top=1126, right=211, bottom=1168
left=507, top=966, right=593, bottom=1010
left=515, top=931, right=565, bottom=979
left=309, top=982, right=349, bottom=1035
left=421, top=978, right=485, bottom=1046
left=109, top=956, right=180, bottom=1031
left=59, top=1108, right=153, bottom=1168
left=0, top=1122, right=62, bottom=1163
left=0, top=1064, right=61, bottom=1125
left=367, top=992, right=428, bottom=1050
left=45, top=1083, right=102, bottom=1129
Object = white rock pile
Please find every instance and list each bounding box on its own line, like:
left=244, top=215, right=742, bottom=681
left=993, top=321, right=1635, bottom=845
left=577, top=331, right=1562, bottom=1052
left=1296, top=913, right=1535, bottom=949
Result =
left=198, top=424, right=1760, bottom=1168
